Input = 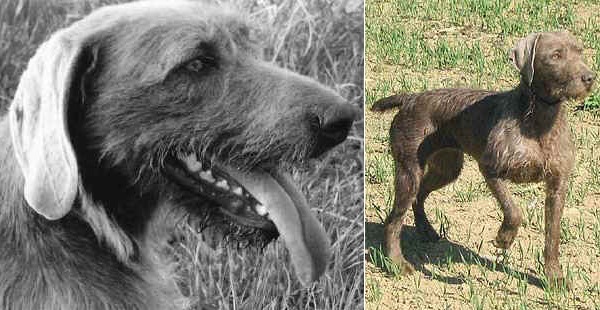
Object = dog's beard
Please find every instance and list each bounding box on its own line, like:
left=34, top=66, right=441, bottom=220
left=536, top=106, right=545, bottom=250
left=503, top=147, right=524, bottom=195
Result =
left=548, top=78, right=594, bottom=103
left=182, top=201, right=278, bottom=249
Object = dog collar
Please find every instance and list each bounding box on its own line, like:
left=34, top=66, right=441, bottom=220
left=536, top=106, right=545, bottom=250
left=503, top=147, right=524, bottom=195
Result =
left=522, top=83, right=560, bottom=106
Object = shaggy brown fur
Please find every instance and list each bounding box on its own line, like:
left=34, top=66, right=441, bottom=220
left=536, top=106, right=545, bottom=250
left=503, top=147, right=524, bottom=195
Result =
left=372, top=31, right=595, bottom=286
left=0, top=1, right=357, bottom=309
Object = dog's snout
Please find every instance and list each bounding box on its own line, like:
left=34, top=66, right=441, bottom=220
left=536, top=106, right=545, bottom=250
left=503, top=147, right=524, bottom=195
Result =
left=311, top=103, right=359, bottom=157
left=582, top=71, right=596, bottom=85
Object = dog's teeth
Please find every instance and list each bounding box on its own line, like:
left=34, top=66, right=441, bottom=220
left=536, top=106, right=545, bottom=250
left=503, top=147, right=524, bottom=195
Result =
left=183, top=154, right=202, bottom=172
left=198, top=170, right=215, bottom=182
left=255, top=203, right=267, bottom=216
left=232, top=186, right=243, bottom=196
left=215, top=179, right=229, bottom=190
left=229, top=199, right=244, bottom=212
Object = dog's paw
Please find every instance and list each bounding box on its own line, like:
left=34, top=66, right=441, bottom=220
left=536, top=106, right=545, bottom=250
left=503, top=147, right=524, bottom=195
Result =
left=544, top=275, right=571, bottom=291
left=389, top=255, right=415, bottom=275
left=544, top=264, right=571, bottom=290
left=494, top=227, right=518, bottom=249
left=383, top=239, right=415, bottom=275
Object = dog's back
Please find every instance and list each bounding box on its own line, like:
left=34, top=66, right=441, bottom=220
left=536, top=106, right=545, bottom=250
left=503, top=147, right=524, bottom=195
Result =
left=372, top=88, right=498, bottom=123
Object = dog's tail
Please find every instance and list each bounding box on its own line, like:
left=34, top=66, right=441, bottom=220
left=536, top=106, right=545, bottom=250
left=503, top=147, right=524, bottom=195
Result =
left=370, top=94, right=417, bottom=112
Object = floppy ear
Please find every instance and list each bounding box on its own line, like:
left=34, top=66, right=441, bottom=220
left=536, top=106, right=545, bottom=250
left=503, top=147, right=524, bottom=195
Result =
left=509, top=33, right=541, bottom=86
left=8, top=34, right=86, bottom=220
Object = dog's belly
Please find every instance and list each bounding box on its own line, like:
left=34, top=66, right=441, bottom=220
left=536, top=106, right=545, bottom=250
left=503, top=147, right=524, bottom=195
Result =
left=499, top=162, right=545, bottom=183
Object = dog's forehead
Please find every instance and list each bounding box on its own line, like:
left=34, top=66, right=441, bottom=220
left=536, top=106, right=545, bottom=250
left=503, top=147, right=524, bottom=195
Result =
left=89, top=1, right=245, bottom=25
left=538, top=31, right=581, bottom=51
left=65, top=1, right=255, bottom=83
left=70, top=1, right=252, bottom=54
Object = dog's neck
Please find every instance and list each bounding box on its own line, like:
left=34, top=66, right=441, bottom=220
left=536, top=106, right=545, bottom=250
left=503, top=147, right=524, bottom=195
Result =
left=0, top=115, right=181, bottom=310
left=518, top=82, right=565, bottom=136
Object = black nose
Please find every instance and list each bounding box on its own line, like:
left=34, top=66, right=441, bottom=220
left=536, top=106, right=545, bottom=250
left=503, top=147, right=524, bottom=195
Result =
left=311, top=103, right=359, bottom=157
left=583, top=71, right=596, bottom=85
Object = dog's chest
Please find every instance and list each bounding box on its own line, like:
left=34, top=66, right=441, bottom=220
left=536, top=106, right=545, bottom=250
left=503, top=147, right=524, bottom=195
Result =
left=489, top=137, right=545, bottom=183
left=483, top=123, right=572, bottom=183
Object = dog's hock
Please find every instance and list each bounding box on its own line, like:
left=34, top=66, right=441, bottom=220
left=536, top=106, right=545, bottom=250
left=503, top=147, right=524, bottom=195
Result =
left=510, top=33, right=540, bottom=86
left=9, top=34, right=82, bottom=220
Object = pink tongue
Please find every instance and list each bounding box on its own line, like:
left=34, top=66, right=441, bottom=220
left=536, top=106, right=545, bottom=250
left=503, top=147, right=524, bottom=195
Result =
left=223, top=167, right=331, bottom=286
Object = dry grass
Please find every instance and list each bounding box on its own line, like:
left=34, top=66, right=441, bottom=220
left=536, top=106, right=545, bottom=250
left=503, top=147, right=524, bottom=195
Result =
left=0, top=0, right=364, bottom=309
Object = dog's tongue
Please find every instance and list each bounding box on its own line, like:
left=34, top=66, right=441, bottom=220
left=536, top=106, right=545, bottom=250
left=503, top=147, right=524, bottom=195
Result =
left=224, top=167, right=331, bottom=286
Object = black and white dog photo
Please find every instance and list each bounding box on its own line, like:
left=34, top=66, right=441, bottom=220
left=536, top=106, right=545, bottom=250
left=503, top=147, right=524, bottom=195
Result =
left=0, top=0, right=364, bottom=309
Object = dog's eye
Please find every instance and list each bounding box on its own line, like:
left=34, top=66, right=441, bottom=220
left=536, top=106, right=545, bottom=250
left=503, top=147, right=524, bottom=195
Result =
left=186, top=59, right=205, bottom=72
left=551, top=52, right=561, bottom=60
left=185, top=56, right=217, bottom=73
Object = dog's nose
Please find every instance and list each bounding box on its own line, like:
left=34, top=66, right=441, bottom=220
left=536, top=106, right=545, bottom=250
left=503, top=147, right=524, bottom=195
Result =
left=311, top=103, right=359, bottom=157
left=583, top=71, right=596, bottom=85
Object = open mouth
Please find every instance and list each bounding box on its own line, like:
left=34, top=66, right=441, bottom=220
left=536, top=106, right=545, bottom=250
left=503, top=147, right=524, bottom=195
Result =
left=163, top=153, right=331, bottom=286
left=164, top=154, right=276, bottom=231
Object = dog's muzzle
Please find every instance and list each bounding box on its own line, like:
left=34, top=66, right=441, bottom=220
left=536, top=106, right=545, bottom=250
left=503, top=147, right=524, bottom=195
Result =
left=163, top=100, right=358, bottom=285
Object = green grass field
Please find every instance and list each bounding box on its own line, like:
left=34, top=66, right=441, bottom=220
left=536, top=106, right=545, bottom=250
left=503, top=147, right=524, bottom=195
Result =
left=365, top=0, right=600, bottom=309
left=0, top=0, right=364, bottom=309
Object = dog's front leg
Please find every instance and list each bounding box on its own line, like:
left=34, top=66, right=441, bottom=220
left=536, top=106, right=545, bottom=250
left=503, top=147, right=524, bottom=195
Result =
left=483, top=176, right=523, bottom=249
left=543, top=175, right=568, bottom=287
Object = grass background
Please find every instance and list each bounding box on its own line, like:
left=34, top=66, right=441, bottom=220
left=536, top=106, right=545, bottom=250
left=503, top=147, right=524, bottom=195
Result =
left=365, top=0, right=600, bottom=309
left=0, top=0, right=364, bottom=309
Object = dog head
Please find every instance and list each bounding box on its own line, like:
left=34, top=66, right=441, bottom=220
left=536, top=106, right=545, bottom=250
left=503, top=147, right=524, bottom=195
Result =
left=510, top=31, right=596, bottom=104
left=9, top=1, right=358, bottom=286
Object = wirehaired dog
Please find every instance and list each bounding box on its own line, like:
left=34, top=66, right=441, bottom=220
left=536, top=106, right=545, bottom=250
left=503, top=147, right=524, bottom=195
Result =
left=372, top=31, right=595, bottom=286
left=0, top=1, right=358, bottom=309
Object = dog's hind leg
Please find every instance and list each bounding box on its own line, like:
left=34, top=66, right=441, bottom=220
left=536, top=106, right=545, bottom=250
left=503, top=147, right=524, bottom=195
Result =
left=384, top=114, right=432, bottom=274
left=384, top=161, right=422, bottom=274
left=482, top=175, right=523, bottom=249
left=413, top=148, right=464, bottom=242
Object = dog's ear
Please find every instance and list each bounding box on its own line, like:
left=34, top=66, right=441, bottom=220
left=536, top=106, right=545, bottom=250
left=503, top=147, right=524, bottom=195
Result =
left=510, top=33, right=541, bottom=86
left=9, top=34, right=93, bottom=220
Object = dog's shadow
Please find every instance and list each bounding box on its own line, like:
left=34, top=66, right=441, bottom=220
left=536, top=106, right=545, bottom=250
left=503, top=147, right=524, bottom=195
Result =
left=365, top=221, right=544, bottom=288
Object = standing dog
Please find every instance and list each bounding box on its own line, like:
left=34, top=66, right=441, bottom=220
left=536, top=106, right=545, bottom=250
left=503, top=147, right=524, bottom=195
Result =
left=0, top=1, right=358, bottom=309
left=372, top=31, right=595, bottom=286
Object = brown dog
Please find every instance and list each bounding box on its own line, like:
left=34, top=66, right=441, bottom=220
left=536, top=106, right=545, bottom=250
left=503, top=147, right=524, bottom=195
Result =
left=372, top=31, right=596, bottom=286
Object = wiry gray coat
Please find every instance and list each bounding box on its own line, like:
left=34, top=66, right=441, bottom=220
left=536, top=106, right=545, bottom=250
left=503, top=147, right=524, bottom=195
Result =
left=0, top=1, right=356, bottom=309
